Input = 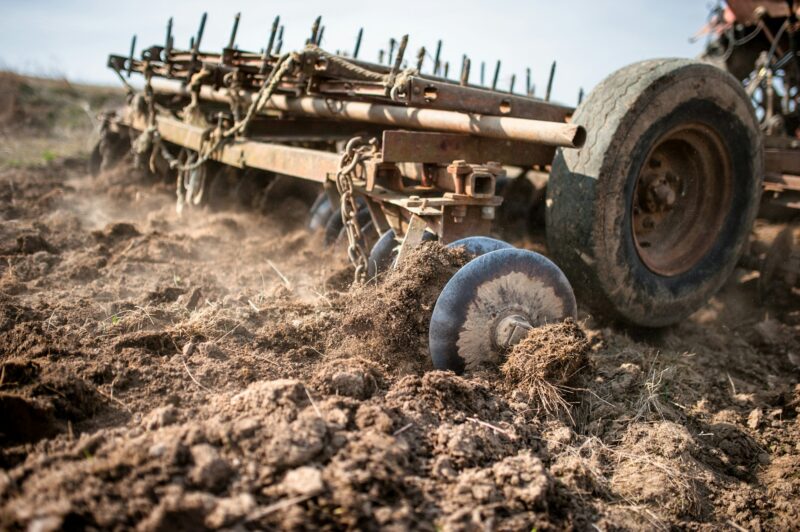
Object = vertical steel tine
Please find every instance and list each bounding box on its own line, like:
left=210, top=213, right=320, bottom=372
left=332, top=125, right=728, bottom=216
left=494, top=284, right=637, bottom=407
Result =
left=433, top=40, right=442, bottom=76
left=525, top=67, right=531, bottom=96
left=545, top=60, right=556, bottom=102
left=492, top=60, right=501, bottom=90
left=444, top=61, right=449, bottom=78
left=164, top=18, right=173, bottom=58
left=392, top=35, right=408, bottom=72
left=275, top=25, right=284, bottom=53
left=531, top=83, right=536, bottom=97
left=310, top=16, right=321, bottom=45
left=416, top=46, right=425, bottom=71
left=459, top=55, right=466, bottom=81
left=353, top=28, right=363, bottom=58
left=265, top=16, right=280, bottom=58
left=388, top=38, right=396, bottom=65
left=578, top=87, right=584, bottom=105
left=480, top=61, right=485, bottom=86
left=195, top=12, right=207, bottom=52
left=460, top=57, right=471, bottom=86
left=509, top=73, right=516, bottom=94
left=317, top=26, right=325, bottom=46
left=127, top=34, right=137, bottom=78
left=228, top=12, right=241, bottom=49
left=378, top=49, right=385, bottom=64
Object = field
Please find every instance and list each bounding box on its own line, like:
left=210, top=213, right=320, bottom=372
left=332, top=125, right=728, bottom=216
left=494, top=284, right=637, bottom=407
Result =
left=0, top=72, right=798, bottom=530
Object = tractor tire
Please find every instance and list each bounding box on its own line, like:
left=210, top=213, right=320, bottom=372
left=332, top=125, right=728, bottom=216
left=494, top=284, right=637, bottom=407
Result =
left=546, top=59, right=763, bottom=327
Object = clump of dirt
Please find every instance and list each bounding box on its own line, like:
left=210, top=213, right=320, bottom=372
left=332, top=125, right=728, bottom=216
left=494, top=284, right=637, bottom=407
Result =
left=501, top=319, right=590, bottom=414
left=327, top=242, right=469, bottom=375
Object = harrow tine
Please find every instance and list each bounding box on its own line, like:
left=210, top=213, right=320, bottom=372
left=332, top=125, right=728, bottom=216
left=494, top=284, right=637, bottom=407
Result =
left=509, top=73, right=516, bottom=94
left=444, top=61, right=449, bottom=78
left=433, top=39, right=442, bottom=76
left=353, top=27, right=363, bottom=58
left=388, top=38, right=396, bottom=65
left=275, top=25, right=284, bottom=53
left=228, top=12, right=241, bottom=50
left=545, top=60, right=556, bottom=102
left=378, top=49, right=385, bottom=63
left=526, top=67, right=531, bottom=96
left=416, top=46, right=425, bottom=71
left=492, top=60, right=501, bottom=90
left=480, top=61, right=485, bottom=86
left=317, top=26, right=325, bottom=46
left=127, top=34, right=137, bottom=78
left=260, top=15, right=280, bottom=74
left=460, top=56, right=471, bottom=86
left=164, top=17, right=173, bottom=60
left=309, top=15, right=321, bottom=45
left=578, top=87, right=584, bottom=105
left=194, top=12, right=207, bottom=53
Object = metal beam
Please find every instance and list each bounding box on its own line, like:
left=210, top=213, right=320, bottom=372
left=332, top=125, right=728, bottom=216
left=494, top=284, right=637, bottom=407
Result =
left=381, top=130, right=555, bottom=166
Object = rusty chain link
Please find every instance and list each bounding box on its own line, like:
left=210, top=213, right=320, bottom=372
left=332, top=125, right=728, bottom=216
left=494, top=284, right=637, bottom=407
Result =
left=336, top=137, right=378, bottom=282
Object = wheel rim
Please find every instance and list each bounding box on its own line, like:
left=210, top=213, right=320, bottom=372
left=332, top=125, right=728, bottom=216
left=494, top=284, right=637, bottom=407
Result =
left=631, top=123, right=733, bottom=277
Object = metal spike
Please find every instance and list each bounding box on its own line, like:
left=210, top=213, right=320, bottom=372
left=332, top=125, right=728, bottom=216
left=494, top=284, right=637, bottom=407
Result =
left=388, top=38, right=397, bottom=65
left=525, top=67, right=531, bottom=96
left=460, top=57, right=471, bottom=86
left=164, top=18, right=173, bottom=59
left=578, top=87, right=584, bottom=105
left=545, top=60, right=556, bottom=102
left=194, top=12, right=207, bottom=52
left=390, top=35, right=408, bottom=79
left=260, top=16, right=280, bottom=74
left=267, top=16, right=280, bottom=56
left=275, top=25, right=284, bottom=53
left=416, top=46, right=425, bottom=71
left=378, top=49, right=385, bottom=63
left=353, top=28, right=363, bottom=58
left=433, top=40, right=442, bottom=76
left=228, top=12, right=241, bottom=49
left=480, top=61, right=485, bottom=86
left=127, top=35, right=137, bottom=78
left=492, top=60, right=501, bottom=90
left=310, top=16, right=321, bottom=45
left=444, top=61, right=449, bottom=78
left=509, top=73, right=516, bottom=94
left=317, top=26, right=325, bottom=46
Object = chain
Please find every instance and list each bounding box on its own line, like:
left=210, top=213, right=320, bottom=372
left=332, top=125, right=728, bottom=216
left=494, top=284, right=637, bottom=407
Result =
left=336, top=137, right=377, bottom=282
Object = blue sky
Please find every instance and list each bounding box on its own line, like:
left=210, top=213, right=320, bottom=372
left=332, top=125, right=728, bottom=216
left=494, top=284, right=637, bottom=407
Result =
left=0, top=0, right=711, bottom=105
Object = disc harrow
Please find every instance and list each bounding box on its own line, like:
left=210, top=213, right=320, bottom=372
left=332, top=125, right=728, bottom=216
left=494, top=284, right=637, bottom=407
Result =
left=98, top=11, right=768, bottom=369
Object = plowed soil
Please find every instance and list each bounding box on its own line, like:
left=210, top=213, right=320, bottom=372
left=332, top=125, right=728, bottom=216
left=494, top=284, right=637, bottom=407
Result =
left=0, top=73, right=798, bottom=531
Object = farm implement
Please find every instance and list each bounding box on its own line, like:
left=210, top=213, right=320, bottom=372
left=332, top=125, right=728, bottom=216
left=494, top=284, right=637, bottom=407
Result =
left=97, top=12, right=766, bottom=371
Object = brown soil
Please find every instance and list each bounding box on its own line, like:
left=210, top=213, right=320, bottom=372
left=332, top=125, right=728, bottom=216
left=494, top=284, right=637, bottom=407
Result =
left=0, top=75, right=798, bottom=530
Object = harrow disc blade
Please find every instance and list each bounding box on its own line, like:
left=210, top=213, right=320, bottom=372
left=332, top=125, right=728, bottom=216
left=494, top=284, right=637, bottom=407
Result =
left=429, top=248, right=577, bottom=374
left=446, top=236, right=512, bottom=257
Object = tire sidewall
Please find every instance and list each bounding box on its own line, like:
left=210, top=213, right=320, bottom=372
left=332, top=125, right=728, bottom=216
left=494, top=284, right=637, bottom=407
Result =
left=595, top=65, right=763, bottom=325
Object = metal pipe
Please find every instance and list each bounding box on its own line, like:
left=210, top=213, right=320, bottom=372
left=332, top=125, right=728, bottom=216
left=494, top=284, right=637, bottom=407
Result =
left=183, top=84, right=585, bottom=147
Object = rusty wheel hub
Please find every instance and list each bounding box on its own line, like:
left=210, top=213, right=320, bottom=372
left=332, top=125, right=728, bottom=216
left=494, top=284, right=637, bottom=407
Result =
left=632, top=124, right=733, bottom=277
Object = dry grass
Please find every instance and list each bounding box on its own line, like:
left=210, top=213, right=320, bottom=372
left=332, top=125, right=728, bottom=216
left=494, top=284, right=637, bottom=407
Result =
left=501, top=319, right=590, bottom=417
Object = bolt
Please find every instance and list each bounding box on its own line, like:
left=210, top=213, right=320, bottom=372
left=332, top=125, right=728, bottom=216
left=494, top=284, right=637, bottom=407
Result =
left=494, top=314, right=533, bottom=350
